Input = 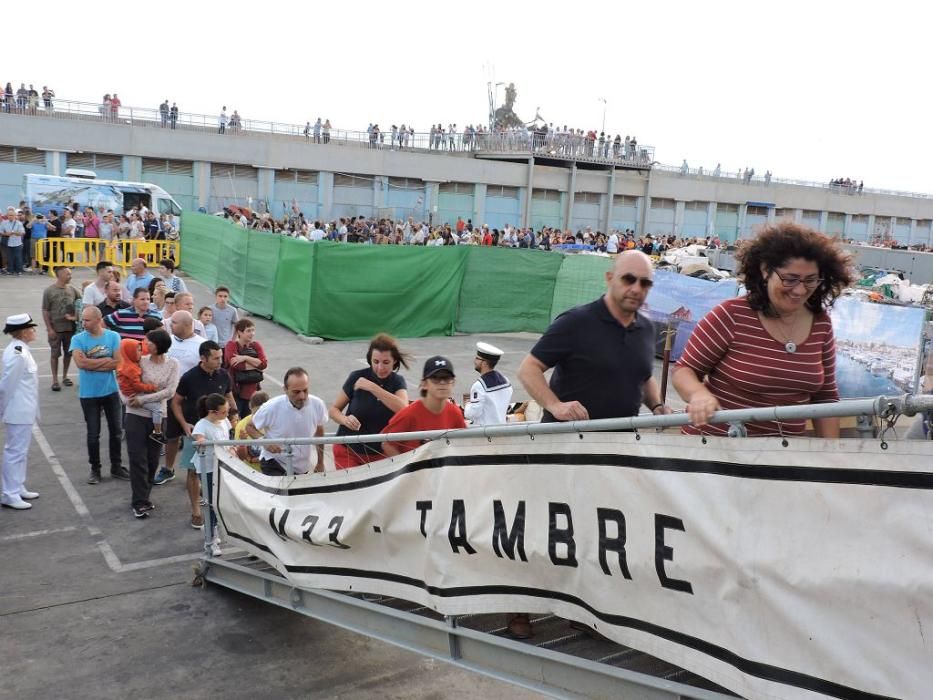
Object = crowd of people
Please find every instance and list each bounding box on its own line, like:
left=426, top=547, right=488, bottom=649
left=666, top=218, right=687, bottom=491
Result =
left=830, top=177, right=864, bottom=194
left=2, top=221, right=927, bottom=643
left=1, top=83, right=55, bottom=113
left=0, top=203, right=178, bottom=275
left=221, top=208, right=716, bottom=256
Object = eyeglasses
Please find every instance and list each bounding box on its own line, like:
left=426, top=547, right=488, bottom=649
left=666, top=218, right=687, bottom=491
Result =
left=619, top=273, right=654, bottom=289
left=427, top=376, right=455, bottom=384
left=772, top=270, right=823, bottom=289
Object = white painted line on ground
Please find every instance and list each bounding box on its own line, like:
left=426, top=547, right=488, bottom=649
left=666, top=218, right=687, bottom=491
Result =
left=31, top=425, right=125, bottom=572
left=118, top=552, right=202, bottom=572
left=0, top=526, right=78, bottom=542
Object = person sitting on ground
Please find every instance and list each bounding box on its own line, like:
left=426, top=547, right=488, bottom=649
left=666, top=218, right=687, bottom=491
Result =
left=117, top=338, right=164, bottom=443
left=381, top=356, right=466, bottom=457
left=672, top=221, right=854, bottom=437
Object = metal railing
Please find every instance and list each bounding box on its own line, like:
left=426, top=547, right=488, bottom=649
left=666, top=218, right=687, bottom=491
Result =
left=477, top=131, right=655, bottom=166
left=655, top=163, right=933, bottom=200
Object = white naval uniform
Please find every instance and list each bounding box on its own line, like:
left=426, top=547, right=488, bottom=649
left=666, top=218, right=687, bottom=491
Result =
left=0, top=339, right=40, bottom=501
left=464, top=370, right=513, bottom=426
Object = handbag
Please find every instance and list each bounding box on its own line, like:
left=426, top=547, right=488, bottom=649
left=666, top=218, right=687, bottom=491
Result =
left=233, top=344, right=264, bottom=384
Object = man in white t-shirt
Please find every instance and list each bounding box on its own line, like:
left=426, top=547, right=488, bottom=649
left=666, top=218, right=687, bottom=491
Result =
left=309, top=221, right=326, bottom=242
left=247, top=367, right=326, bottom=475
left=82, top=261, right=115, bottom=307
left=607, top=231, right=620, bottom=254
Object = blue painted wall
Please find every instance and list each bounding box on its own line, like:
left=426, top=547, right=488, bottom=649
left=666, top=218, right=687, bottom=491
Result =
left=484, top=195, right=520, bottom=229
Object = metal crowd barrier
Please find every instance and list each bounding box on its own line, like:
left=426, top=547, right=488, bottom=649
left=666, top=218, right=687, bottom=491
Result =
left=33, top=238, right=180, bottom=276
left=110, top=240, right=181, bottom=270
left=34, top=238, right=109, bottom=276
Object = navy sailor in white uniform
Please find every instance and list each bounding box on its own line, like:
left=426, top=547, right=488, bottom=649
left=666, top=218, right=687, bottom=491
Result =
left=0, top=314, right=41, bottom=510
left=464, top=341, right=513, bottom=426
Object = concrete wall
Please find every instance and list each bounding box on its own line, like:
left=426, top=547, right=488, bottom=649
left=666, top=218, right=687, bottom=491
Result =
left=5, top=113, right=933, bottom=238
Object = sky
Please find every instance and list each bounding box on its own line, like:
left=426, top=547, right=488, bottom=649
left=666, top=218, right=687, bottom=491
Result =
left=6, top=1, right=932, bottom=193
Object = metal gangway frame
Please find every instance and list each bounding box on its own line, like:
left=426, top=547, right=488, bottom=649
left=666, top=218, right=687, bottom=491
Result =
left=194, top=394, right=933, bottom=700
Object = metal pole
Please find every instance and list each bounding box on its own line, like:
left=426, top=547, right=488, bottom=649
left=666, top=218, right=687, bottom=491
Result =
left=599, top=98, right=607, bottom=134
left=200, top=446, right=215, bottom=556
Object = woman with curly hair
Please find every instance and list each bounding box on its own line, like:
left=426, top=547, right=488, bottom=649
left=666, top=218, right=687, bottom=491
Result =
left=672, top=221, right=854, bottom=437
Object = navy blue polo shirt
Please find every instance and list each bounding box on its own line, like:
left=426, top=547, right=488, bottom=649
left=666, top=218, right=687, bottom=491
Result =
left=530, top=297, right=655, bottom=422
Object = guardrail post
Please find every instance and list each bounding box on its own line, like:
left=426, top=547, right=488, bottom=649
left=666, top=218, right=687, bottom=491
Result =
left=444, top=615, right=462, bottom=660
left=200, top=447, right=215, bottom=556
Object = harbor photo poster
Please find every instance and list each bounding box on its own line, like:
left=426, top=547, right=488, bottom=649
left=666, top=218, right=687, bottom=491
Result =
left=829, top=296, right=927, bottom=398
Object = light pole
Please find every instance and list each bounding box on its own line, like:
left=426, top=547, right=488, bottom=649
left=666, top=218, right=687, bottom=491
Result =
left=599, top=97, right=607, bottom=134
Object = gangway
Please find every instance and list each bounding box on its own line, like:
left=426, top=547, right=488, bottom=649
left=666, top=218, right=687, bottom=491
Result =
left=195, top=394, right=933, bottom=700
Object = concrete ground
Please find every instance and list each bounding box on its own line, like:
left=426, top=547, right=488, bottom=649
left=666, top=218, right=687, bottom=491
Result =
left=0, top=266, right=567, bottom=700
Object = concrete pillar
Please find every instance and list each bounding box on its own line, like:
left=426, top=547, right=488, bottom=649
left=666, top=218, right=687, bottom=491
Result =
left=45, top=150, right=65, bottom=176
left=844, top=213, right=852, bottom=239
left=707, top=202, right=717, bottom=237
left=767, top=206, right=776, bottom=223
left=257, top=167, right=275, bottom=214
left=604, top=168, right=615, bottom=232
left=737, top=203, right=748, bottom=240
left=890, top=216, right=898, bottom=243
left=793, top=209, right=803, bottom=224
left=563, top=164, right=577, bottom=231
left=194, top=161, right=211, bottom=210
left=522, top=158, right=534, bottom=229
left=373, top=175, right=388, bottom=211
left=639, top=170, right=652, bottom=235
left=318, top=171, right=334, bottom=221
left=818, top=210, right=828, bottom=234
left=909, top=219, right=917, bottom=246
left=867, top=214, right=876, bottom=240
left=473, top=183, right=486, bottom=227
left=426, top=182, right=440, bottom=225
left=673, top=200, right=685, bottom=237
left=123, top=155, right=142, bottom=182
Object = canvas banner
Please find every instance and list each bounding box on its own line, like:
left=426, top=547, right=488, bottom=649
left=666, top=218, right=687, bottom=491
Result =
left=214, top=432, right=933, bottom=700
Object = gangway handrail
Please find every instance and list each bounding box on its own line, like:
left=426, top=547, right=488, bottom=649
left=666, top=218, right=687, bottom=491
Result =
left=204, top=393, right=933, bottom=450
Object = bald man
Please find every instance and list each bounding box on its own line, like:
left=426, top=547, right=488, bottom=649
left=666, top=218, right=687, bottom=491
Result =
left=164, top=292, right=206, bottom=337
left=518, top=250, right=672, bottom=422
left=124, top=258, right=154, bottom=297
left=71, top=305, right=129, bottom=484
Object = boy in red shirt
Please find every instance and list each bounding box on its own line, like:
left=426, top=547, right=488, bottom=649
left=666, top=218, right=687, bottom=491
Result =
left=381, top=356, right=466, bottom=456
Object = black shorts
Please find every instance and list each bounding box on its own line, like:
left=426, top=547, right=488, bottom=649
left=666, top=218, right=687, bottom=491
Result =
left=49, top=330, right=74, bottom=359
left=165, top=411, right=185, bottom=440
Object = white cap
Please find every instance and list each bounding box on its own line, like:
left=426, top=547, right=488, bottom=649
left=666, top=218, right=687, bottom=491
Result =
left=476, top=342, right=504, bottom=359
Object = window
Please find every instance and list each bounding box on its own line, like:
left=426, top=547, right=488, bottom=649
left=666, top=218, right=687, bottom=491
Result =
left=158, top=199, right=182, bottom=216
left=775, top=208, right=794, bottom=219
left=575, top=192, right=601, bottom=204
left=651, top=198, right=674, bottom=210
left=439, top=182, right=473, bottom=194
left=747, top=206, right=769, bottom=216
left=388, top=177, right=424, bottom=191
left=613, top=194, right=638, bottom=207
left=143, top=158, right=193, bottom=176
left=69, top=152, right=122, bottom=171
left=295, top=170, right=318, bottom=185
left=802, top=210, right=821, bottom=219
left=334, top=173, right=372, bottom=187
left=718, top=203, right=739, bottom=213
left=851, top=214, right=868, bottom=224
left=685, top=201, right=709, bottom=211
left=532, top=189, right=561, bottom=202
left=487, top=185, right=518, bottom=198
left=212, top=163, right=257, bottom=180
left=897, top=217, right=912, bottom=226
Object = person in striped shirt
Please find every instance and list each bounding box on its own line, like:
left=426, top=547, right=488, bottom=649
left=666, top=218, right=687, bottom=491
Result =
left=673, top=222, right=854, bottom=437
left=104, top=288, right=163, bottom=341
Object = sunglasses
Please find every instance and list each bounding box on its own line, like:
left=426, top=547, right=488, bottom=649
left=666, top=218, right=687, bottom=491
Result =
left=619, top=273, right=654, bottom=289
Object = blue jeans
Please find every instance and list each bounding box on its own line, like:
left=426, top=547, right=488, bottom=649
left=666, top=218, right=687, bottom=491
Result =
left=80, top=392, right=124, bottom=472
left=6, top=245, right=22, bottom=273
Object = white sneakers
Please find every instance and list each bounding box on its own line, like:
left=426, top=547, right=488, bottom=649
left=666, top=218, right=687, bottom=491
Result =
left=210, top=535, right=223, bottom=557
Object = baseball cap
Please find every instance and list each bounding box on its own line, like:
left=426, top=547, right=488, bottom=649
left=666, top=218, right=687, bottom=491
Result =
left=422, top=355, right=455, bottom=380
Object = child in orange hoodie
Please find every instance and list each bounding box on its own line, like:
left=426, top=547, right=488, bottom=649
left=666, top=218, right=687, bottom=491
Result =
left=118, top=338, right=165, bottom=443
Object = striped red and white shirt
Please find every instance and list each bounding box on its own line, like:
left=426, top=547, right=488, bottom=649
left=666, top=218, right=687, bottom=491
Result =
left=675, top=297, right=839, bottom=436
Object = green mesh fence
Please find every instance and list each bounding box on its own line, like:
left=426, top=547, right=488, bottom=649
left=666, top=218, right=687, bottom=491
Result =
left=179, top=212, right=615, bottom=339
left=457, top=247, right=562, bottom=334
left=549, top=254, right=612, bottom=318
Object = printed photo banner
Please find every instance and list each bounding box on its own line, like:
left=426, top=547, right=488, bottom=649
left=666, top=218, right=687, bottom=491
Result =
left=214, top=433, right=933, bottom=700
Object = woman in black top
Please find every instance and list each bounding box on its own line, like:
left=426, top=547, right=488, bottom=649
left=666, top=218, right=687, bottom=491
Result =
left=328, top=334, right=410, bottom=469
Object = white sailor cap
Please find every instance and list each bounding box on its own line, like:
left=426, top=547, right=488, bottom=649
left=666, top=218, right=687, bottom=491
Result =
left=3, top=313, right=38, bottom=334
left=475, top=342, right=504, bottom=361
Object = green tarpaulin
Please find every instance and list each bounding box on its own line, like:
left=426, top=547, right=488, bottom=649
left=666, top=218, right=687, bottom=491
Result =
left=179, top=212, right=615, bottom=340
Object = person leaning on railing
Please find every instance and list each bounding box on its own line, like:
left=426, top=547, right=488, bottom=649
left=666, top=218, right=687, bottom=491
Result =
left=672, top=222, right=855, bottom=438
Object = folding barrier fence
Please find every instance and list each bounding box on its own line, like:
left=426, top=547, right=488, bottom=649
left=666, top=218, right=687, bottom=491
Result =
left=197, top=394, right=933, bottom=700
left=33, top=238, right=180, bottom=276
